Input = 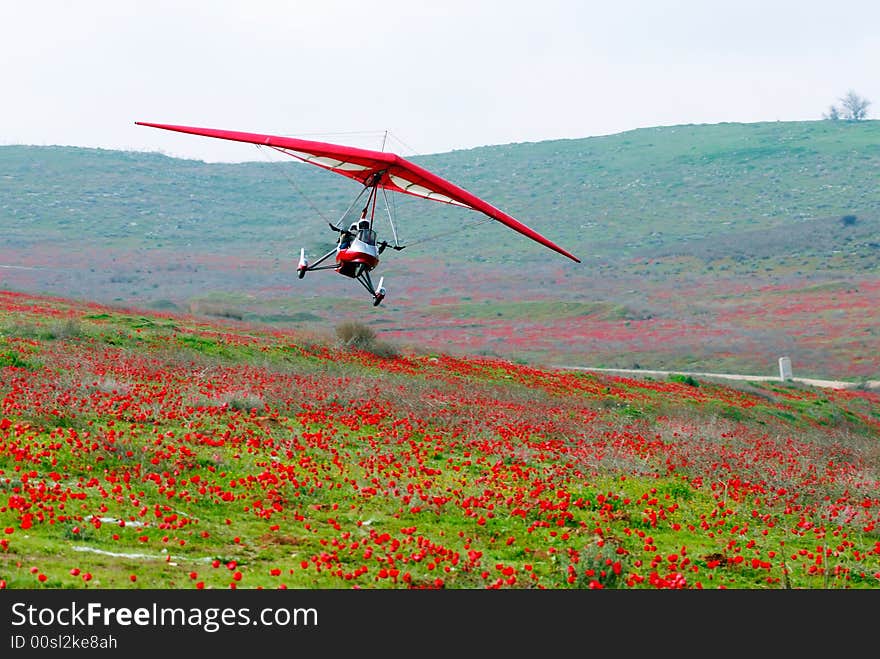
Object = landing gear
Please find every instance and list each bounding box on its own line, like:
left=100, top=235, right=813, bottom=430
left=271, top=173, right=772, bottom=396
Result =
left=295, top=245, right=388, bottom=305
left=372, top=277, right=386, bottom=306
left=357, top=272, right=385, bottom=306
left=297, top=248, right=308, bottom=279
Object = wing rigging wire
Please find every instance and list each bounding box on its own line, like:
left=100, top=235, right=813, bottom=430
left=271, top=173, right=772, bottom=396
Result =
left=380, top=187, right=400, bottom=246
left=375, top=179, right=496, bottom=248
left=255, top=142, right=494, bottom=249
left=402, top=215, right=495, bottom=247
left=255, top=144, right=332, bottom=224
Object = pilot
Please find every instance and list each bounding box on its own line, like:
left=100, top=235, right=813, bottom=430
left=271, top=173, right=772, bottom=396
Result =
left=355, top=219, right=375, bottom=245
left=338, top=222, right=357, bottom=250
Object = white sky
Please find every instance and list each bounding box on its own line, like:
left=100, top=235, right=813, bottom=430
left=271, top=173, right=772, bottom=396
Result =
left=2, top=0, right=878, bottom=161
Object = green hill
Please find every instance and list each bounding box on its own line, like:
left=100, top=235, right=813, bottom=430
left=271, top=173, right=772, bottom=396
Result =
left=3, top=120, right=878, bottom=261
left=1, top=120, right=878, bottom=378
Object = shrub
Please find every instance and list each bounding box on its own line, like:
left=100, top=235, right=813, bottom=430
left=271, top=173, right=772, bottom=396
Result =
left=224, top=392, right=265, bottom=413
left=335, top=321, right=376, bottom=348
left=334, top=321, right=399, bottom=359
left=668, top=373, right=700, bottom=387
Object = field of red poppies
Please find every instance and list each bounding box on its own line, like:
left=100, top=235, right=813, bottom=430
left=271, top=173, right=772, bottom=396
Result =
left=1, top=289, right=878, bottom=589
left=4, top=239, right=879, bottom=384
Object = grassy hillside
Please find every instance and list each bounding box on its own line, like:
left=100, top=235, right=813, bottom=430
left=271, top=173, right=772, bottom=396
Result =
left=0, top=291, right=878, bottom=589
left=1, top=120, right=878, bottom=378
left=3, top=120, right=878, bottom=261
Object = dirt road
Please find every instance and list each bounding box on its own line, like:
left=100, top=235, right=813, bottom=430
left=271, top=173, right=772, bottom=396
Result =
left=553, top=365, right=880, bottom=391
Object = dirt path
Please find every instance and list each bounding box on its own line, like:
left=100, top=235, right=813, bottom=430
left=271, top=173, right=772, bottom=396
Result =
left=553, top=365, right=880, bottom=391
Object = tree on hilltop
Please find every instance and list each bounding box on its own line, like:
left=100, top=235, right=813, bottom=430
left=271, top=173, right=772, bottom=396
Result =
left=824, top=90, right=871, bottom=121
left=822, top=105, right=840, bottom=120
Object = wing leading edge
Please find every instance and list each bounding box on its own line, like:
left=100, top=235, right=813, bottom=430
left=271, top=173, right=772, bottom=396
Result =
left=135, top=121, right=580, bottom=263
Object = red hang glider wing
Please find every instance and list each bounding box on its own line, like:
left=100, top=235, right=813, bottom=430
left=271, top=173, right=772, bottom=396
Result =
left=135, top=122, right=580, bottom=263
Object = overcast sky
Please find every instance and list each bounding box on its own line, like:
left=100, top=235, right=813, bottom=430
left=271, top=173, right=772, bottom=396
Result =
left=2, top=0, right=878, bottom=162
